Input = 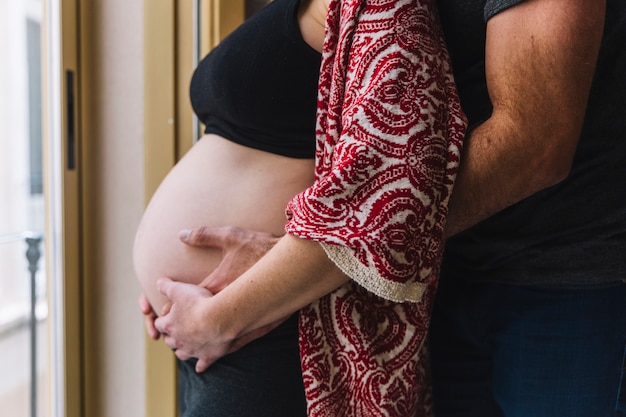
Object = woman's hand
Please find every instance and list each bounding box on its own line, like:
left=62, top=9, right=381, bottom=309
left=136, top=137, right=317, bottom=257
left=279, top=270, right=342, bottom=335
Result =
left=158, top=233, right=349, bottom=373
left=179, top=226, right=280, bottom=293
left=138, top=293, right=161, bottom=340
left=154, top=277, right=288, bottom=373
left=154, top=277, right=226, bottom=371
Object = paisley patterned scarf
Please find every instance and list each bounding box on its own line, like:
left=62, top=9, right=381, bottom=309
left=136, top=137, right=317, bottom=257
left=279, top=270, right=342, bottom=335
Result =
left=286, top=0, right=466, bottom=415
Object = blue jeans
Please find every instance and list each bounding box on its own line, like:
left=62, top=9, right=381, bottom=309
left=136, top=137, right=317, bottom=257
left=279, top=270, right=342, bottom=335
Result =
left=177, top=313, right=306, bottom=417
left=428, top=276, right=626, bottom=417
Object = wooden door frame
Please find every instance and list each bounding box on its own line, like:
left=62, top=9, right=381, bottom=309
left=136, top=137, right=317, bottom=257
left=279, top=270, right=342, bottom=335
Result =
left=143, top=1, right=244, bottom=416
left=43, top=0, right=84, bottom=415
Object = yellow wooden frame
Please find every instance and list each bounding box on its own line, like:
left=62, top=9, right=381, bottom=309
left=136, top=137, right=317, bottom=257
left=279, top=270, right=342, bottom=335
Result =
left=143, top=0, right=177, bottom=415
left=143, top=1, right=244, bottom=416
left=43, top=0, right=247, bottom=415
left=43, top=0, right=84, bottom=415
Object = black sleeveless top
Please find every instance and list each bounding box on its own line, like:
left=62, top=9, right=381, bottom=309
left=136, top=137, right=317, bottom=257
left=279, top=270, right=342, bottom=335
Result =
left=189, top=0, right=321, bottom=159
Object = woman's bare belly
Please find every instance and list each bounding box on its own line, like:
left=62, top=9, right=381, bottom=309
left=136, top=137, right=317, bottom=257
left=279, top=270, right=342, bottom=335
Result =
left=133, top=134, right=314, bottom=313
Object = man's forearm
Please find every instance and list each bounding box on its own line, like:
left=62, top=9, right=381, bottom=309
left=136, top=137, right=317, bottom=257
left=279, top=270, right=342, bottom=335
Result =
left=444, top=116, right=562, bottom=236
left=444, top=0, right=605, bottom=236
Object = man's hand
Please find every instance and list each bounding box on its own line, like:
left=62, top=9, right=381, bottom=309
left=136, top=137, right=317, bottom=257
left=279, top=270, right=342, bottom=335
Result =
left=179, top=226, right=280, bottom=293
left=138, top=293, right=161, bottom=340
left=153, top=277, right=288, bottom=373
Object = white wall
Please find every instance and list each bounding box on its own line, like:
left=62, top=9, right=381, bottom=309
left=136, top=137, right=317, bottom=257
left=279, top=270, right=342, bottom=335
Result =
left=80, top=0, right=147, bottom=415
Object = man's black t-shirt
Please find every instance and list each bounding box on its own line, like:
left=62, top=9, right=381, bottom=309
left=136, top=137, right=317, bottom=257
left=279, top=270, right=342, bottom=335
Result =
left=438, top=0, right=626, bottom=286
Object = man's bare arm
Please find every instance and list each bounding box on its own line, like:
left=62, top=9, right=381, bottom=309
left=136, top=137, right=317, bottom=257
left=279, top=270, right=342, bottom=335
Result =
left=445, top=0, right=605, bottom=236
left=182, top=226, right=281, bottom=293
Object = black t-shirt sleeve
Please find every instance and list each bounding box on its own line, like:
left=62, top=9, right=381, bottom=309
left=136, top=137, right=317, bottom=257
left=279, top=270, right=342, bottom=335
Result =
left=484, top=0, right=527, bottom=21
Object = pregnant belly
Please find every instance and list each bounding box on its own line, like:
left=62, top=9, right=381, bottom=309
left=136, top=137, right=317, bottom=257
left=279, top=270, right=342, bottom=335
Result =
left=133, top=135, right=314, bottom=313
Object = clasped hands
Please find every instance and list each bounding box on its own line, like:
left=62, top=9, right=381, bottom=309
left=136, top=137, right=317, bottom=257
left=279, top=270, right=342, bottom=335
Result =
left=138, top=226, right=281, bottom=373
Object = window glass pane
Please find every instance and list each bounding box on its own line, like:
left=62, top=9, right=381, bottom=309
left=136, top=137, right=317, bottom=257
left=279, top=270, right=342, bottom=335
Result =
left=0, top=0, right=48, bottom=416
left=27, top=19, right=43, bottom=196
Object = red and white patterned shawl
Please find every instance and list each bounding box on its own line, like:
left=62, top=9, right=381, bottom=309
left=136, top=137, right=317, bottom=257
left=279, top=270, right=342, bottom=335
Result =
left=285, top=0, right=466, bottom=415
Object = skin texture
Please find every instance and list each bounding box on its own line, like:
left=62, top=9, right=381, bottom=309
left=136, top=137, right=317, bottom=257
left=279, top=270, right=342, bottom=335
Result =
left=444, top=0, right=605, bottom=235
left=133, top=134, right=316, bottom=312
left=142, top=0, right=334, bottom=371
left=138, top=226, right=281, bottom=341
left=148, top=0, right=606, bottom=373
left=156, top=234, right=349, bottom=372
left=298, top=0, right=330, bottom=51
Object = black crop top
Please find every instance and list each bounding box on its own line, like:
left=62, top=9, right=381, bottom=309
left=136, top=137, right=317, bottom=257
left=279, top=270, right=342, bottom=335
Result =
left=190, top=0, right=321, bottom=159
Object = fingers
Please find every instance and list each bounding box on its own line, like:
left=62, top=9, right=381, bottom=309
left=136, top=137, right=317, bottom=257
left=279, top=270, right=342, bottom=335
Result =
left=190, top=320, right=287, bottom=373
left=160, top=330, right=216, bottom=372
left=138, top=293, right=152, bottom=314
left=145, top=314, right=161, bottom=340
left=156, top=276, right=178, bottom=299
left=160, top=332, right=189, bottom=359
left=173, top=348, right=192, bottom=362
left=138, top=294, right=161, bottom=340
left=180, top=225, right=279, bottom=249
left=157, top=277, right=214, bottom=302
left=179, top=226, right=238, bottom=248
left=153, top=300, right=176, bottom=337
left=160, top=301, right=172, bottom=317
left=195, top=357, right=217, bottom=373
left=153, top=314, right=167, bottom=336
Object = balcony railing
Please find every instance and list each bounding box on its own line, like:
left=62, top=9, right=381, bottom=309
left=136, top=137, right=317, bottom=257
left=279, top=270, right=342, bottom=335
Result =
left=0, top=232, right=45, bottom=417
